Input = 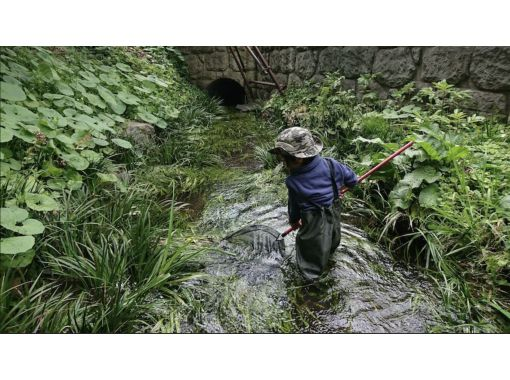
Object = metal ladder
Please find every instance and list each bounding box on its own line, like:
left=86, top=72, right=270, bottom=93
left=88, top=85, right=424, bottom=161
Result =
left=227, top=46, right=284, bottom=100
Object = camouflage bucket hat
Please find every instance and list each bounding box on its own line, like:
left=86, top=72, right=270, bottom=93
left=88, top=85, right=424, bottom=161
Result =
left=268, top=127, right=323, bottom=158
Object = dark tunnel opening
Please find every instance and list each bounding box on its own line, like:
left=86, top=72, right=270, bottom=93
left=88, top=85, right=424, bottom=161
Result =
left=206, top=78, right=246, bottom=106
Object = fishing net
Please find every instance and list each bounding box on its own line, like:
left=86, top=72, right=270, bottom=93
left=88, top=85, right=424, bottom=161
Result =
left=222, top=224, right=286, bottom=258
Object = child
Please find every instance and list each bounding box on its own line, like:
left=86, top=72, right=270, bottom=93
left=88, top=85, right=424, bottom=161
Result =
left=269, top=127, right=358, bottom=281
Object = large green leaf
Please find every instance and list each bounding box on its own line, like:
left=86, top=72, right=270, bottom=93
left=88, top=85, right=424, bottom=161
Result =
left=2, top=218, right=45, bottom=235
left=84, top=92, right=107, bottom=109
left=56, top=81, right=74, bottom=96
left=97, top=172, right=118, bottom=183
left=0, top=207, right=29, bottom=226
left=0, top=236, right=35, bottom=255
left=499, top=195, right=510, bottom=210
left=117, top=91, right=140, bottom=105
left=99, top=73, right=121, bottom=86
left=0, top=127, right=14, bottom=142
left=80, top=149, right=102, bottom=163
left=138, top=111, right=159, bottom=124
left=116, top=63, right=132, bottom=72
left=111, top=138, right=133, bottom=149
left=2, top=104, right=38, bottom=123
left=56, top=134, right=74, bottom=146
left=97, top=86, right=126, bottom=115
left=25, top=193, right=59, bottom=212
left=38, top=63, right=60, bottom=82
left=418, top=184, right=440, bottom=208
left=74, top=101, right=94, bottom=114
left=61, top=152, right=89, bottom=170
left=47, top=178, right=67, bottom=190
left=0, top=249, right=35, bottom=268
left=0, top=81, right=27, bottom=101
left=402, top=166, right=441, bottom=189
left=389, top=181, right=413, bottom=210
left=79, top=70, right=100, bottom=83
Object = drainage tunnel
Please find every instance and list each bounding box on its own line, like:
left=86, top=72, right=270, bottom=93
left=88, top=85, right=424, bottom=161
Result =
left=206, top=78, right=246, bottom=106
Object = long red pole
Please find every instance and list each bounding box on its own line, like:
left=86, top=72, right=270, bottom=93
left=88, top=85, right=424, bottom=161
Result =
left=280, top=141, right=414, bottom=238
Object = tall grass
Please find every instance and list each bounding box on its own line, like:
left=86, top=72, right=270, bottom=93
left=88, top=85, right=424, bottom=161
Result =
left=0, top=184, right=205, bottom=333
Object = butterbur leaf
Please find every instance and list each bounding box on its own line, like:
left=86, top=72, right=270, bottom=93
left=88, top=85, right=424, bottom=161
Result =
left=156, top=119, right=167, bottom=129
left=0, top=81, right=27, bottom=101
left=389, top=181, right=413, bottom=210
left=47, top=178, right=67, bottom=190
left=84, top=93, right=107, bottom=109
left=111, top=138, right=132, bottom=149
left=97, top=86, right=126, bottom=115
left=0, top=236, right=35, bottom=255
left=61, top=152, right=89, bottom=170
left=138, top=111, right=158, bottom=124
left=56, top=134, right=74, bottom=146
left=499, top=195, right=510, bottom=210
left=2, top=104, right=38, bottom=123
left=402, top=166, right=440, bottom=188
left=56, top=82, right=74, bottom=96
left=97, top=172, right=118, bottom=183
left=166, top=108, right=179, bottom=119
left=419, top=184, right=440, bottom=208
left=79, top=70, right=100, bottom=83
left=0, top=127, right=14, bottom=142
left=25, top=193, right=60, bottom=212
left=80, top=149, right=102, bottom=163
left=0, top=207, right=29, bottom=226
left=117, top=91, right=140, bottom=105
left=116, top=63, right=132, bottom=72
left=0, top=249, right=36, bottom=268
left=2, top=218, right=45, bottom=235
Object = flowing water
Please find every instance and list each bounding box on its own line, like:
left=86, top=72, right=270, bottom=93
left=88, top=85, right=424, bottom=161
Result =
left=179, top=173, right=446, bottom=333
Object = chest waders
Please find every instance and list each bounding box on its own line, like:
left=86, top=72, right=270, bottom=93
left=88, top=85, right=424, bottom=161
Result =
left=295, top=158, right=342, bottom=281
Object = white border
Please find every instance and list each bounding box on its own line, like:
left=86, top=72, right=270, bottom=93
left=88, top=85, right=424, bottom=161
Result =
left=0, top=0, right=509, bottom=45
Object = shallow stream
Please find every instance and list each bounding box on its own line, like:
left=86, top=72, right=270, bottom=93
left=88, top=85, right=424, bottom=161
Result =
left=180, top=174, right=445, bottom=333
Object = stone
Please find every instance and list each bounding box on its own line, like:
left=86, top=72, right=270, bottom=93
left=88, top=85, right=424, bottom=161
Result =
left=185, top=55, right=204, bottom=76
left=274, top=72, right=288, bottom=87
left=464, top=90, right=507, bottom=116
left=421, top=47, right=472, bottom=84
left=310, top=73, right=325, bottom=84
left=295, top=50, right=317, bottom=80
left=411, top=47, right=421, bottom=64
left=342, top=79, right=356, bottom=91
left=470, top=47, right=510, bottom=91
left=318, top=47, right=376, bottom=78
left=287, top=73, right=303, bottom=87
left=195, top=80, right=210, bottom=89
left=204, top=52, right=229, bottom=71
left=125, top=122, right=155, bottom=146
left=197, top=46, right=216, bottom=53
left=373, top=47, right=416, bottom=88
left=269, top=48, right=296, bottom=74
left=228, top=48, right=256, bottom=72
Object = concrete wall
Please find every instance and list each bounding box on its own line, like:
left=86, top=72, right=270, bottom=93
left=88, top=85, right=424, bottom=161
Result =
left=180, top=46, right=510, bottom=119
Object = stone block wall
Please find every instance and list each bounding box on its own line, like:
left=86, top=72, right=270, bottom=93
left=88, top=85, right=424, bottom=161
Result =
left=180, top=46, right=510, bottom=119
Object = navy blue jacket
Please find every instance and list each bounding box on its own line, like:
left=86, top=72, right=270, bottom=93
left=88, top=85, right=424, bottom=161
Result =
left=285, top=155, right=358, bottom=224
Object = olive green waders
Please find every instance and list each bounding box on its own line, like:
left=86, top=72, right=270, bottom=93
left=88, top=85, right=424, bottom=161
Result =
left=295, top=158, right=342, bottom=281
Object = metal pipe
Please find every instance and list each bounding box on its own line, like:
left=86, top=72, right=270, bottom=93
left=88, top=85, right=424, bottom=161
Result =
left=228, top=46, right=254, bottom=100
left=249, top=80, right=281, bottom=87
left=252, top=46, right=284, bottom=94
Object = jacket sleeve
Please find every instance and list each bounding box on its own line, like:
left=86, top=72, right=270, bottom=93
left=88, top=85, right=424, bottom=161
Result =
left=286, top=183, right=301, bottom=225
left=336, top=161, right=358, bottom=188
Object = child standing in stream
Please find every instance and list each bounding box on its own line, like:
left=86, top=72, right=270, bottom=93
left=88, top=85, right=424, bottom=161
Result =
left=269, top=127, right=358, bottom=281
